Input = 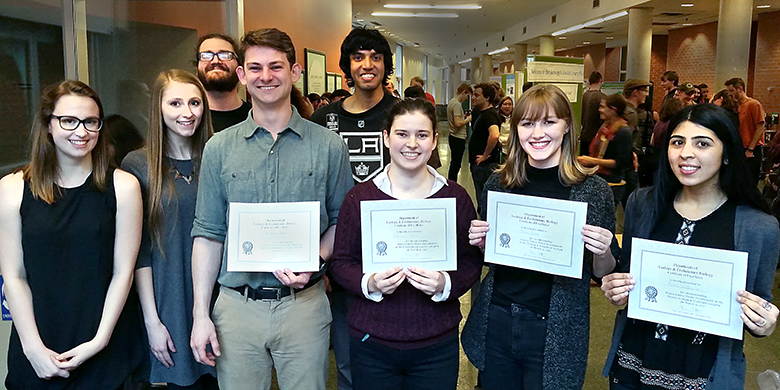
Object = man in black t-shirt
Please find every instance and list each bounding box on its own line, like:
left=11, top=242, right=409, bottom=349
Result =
left=309, top=27, right=397, bottom=390
left=310, top=28, right=397, bottom=184
left=195, top=33, right=252, bottom=132
left=468, top=83, right=501, bottom=211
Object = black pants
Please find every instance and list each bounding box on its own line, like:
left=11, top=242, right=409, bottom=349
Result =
left=350, top=335, right=459, bottom=390
left=482, top=303, right=547, bottom=390
left=470, top=162, right=498, bottom=217
left=747, top=146, right=763, bottom=187
left=448, top=136, right=467, bottom=181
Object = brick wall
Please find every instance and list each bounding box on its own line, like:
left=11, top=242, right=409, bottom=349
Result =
left=666, top=22, right=718, bottom=96
left=754, top=10, right=780, bottom=118
left=605, top=47, right=621, bottom=82
left=650, top=35, right=668, bottom=111
left=554, top=43, right=607, bottom=78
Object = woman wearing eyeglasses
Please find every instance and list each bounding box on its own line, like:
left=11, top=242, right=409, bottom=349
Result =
left=0, top=80, right=144, bottom=389
left=121, top=69, right=217, bottom=389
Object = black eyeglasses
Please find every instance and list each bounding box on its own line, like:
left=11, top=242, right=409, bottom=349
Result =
left=51, top=115, right=103, bottom=132
left=198, top=51, right=236, bottom=62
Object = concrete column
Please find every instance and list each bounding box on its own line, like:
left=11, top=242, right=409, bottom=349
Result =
left=471, top=57, right=480, bottom=84
left=513, top=44, right=528, bottom=74
left=626, top=7, right=653, bottom=81
left=539, top=37, right=554, bottom=56
left=450, top=64, right=463, bottom=97
left=481, top=54, right=493, bottom=83
left=714, top=0, right=752, bottom=88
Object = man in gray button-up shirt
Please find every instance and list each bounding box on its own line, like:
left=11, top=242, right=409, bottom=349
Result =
left=189, top=28, right=352, bottom=390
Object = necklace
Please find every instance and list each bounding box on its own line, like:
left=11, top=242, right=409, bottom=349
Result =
left=169, top=165, right=194, bottom=184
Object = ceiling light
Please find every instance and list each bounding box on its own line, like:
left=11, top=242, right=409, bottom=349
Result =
left=606, top=36, right=614, bottom=39
left=603, top=10, right=628, bottom=21
left=458, top=58, right=472, bottom=64
left=371, top=12, right=459, bottom=18
left=384, top=4, right=482, bottom=9
left=558, top=36, right=567, bottom=39
left=488, top=47, right=509, bottom=55
left=682, top=23, right=693, bottom=26
left=552, top=11, right=627, bottom=36
left=757, top=4, right=771, bottom=8
left=583, top=41, right=591, bottom=44
left=681, top=3, right=694, bottom=6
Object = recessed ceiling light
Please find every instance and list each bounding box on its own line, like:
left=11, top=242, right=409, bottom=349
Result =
left=384, top=4, right=482, bottom=9
left=371, top=12, right=459, bottom=18
left=606, top=36, right=614, bottom=39
left=583, top=41, right=591, bottom=44
left=757, top=4, right=771, bottom=8
left=458, top=58, right=472, bottom=64
left=681, top=3, right=694, bottom=6
left=558, top=36, right=567, bottom=39
left=682, top=23, right=693, bottom=26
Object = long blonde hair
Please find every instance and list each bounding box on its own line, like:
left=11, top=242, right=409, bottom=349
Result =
left=146, top=69, right=213, bottom=252
left=23, top=80, right=110, bottom=203
left=497, top=84, right=595, bottom=188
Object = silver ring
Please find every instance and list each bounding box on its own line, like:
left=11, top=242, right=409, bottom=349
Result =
left=762, top=301, right=772, bottom=311
left=757, top=318, right=767, bottom=327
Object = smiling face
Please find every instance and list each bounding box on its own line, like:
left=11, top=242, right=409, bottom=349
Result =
left=383, top=111, right=437, bottom=174
left=237, top=45, right=301, bottom=107
left=161, top=81, right=204, bottom=142
left=197, top=38, right=239, bottom=92
left=598, top=99, right=616, bottom=121
left=350, top=50, right=385, bottom=92
left=516, top=108, right=567, bottom=169
left=500, top=98, right=513, bottom=116
left=668, top=121, right=724, bottom=191
left=49, top=94, right=101, bottom=163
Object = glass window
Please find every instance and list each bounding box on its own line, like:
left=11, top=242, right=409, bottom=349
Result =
left=0, top=2, right=65, bottom=176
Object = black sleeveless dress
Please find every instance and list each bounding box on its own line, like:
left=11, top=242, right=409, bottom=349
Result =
left=6, top=171, right=144, bottom=389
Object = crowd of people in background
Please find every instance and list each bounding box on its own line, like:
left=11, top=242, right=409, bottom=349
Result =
left=1, top=23, right=779, bottom=390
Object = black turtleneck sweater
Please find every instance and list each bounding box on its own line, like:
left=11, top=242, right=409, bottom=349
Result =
left=486, top=165, right=571, bottom=315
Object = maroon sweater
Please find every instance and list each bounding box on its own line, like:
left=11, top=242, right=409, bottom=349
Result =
left=330, top=180, right=483, bottom=350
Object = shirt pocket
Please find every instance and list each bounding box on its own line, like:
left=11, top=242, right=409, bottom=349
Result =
left=222, top=170, right=259, bottom=203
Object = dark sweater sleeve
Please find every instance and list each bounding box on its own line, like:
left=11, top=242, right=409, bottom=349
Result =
left=442, top=183, right=484, bottom=300
left=605, top=127, right=633, bottom=174
left=329, top=187, right=368, bottom=297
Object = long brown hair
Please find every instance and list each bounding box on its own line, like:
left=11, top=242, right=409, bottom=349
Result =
left=146, top=69, right=213, bottom=252
left=498, top=84, right=595, bottom=188
left=23, top=80, right=109, bottom=203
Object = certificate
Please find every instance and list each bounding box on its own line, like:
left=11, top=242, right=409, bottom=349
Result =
left=627, top=238, right=748, bottom=340
left=226, top=202, right=320, bottom=272
left=484, top=191, right=587, bottom=278
left=360, top=198, right=457, bottom=274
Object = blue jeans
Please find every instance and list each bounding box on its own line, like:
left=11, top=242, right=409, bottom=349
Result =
left=482, top=303, right=547, bottom=390
left=350, top=335, right=459, bottom=390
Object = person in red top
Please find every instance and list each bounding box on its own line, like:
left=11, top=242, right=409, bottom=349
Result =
left=410, top=76, right=435, bottom=105
left=726, top=77, right=766, bottom=184
left=330, top=98, right=482, bottom=390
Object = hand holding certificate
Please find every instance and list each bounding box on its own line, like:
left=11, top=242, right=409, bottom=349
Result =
left=360, top=198, right=457, bottom=275
left=226, top=201, right=321, bottom=273
left=483, top=191, right=588, bottom=278
left=627, top=238, right=748, bottom=340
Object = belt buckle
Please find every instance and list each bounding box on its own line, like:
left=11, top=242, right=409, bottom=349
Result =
left=262, top=287, right=283, bottom=300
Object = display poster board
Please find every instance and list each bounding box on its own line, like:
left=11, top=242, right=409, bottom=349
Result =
left=524, top=56, right=584, bottom=130
left=305, top=49, right=326, bottom=95
left=503, top=74, right=516, bottom=100
left=515, top=71, right=525, bottom=100
left=601, top=82, right=625, bottom=97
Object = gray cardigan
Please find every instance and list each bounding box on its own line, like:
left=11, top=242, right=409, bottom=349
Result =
left=462, top=173, right=616, bottom=390
left=602, top=188, right=780, bottom=389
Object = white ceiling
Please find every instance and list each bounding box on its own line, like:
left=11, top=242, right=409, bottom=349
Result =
left=352, top=0, right=780, bottom=65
